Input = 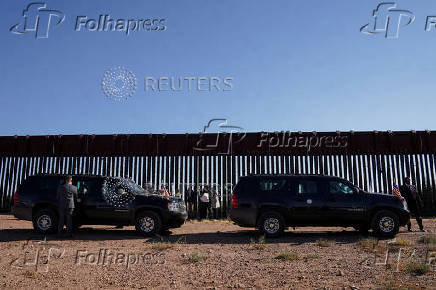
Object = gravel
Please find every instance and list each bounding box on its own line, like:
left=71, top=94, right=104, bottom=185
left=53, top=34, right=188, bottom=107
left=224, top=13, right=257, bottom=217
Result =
left=0, top=215, right=435, bottom=289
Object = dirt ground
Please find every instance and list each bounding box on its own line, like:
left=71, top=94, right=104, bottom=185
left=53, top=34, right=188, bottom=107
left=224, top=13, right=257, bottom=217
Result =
left=1, top=214, right=436, bottom=289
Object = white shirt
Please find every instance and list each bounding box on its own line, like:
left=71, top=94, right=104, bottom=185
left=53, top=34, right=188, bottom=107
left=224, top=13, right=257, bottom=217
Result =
left=200, top=192, right=209, bottom=203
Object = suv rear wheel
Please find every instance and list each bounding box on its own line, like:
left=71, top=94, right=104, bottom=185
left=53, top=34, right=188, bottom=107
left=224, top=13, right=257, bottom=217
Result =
left=33, top=208, right=58, bottom=234
left=371, top=210, right=399, bottom=237
left=257, top=211, right=285, bottom=238
left=135, top=211, right=162, bottom=236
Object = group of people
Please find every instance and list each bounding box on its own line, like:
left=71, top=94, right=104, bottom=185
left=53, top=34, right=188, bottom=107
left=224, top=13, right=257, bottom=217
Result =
left=185, top=185, right=221, bottom=220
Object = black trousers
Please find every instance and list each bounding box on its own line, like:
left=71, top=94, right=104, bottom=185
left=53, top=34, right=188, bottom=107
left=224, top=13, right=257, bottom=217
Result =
left=58, top=208, right=74, bottom=236
left=211, top=208, right=220, bottom=219
left=199, top=202, right=209, bottom=219
left=185, top=201, right=196, bottom=219
left=407, top=203, right=423, bottom=230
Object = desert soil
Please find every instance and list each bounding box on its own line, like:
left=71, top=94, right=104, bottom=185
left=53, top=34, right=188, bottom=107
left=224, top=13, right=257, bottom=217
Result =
left=1, top=214, right=436, bottom=289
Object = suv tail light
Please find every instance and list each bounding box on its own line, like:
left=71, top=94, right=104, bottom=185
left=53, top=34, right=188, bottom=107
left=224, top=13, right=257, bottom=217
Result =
left=231, top=193, right=238, bottom=209
left=13, top=192, right=18, bottom=206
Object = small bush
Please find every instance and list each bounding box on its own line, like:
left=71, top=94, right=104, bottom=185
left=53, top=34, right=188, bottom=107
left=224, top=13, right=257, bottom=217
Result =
left=389, top=238, right=411, bottom=247
left=23, top=270, right=36, bottom=278
left=359, top=237, right=378, bottom=248
left=250, top=235, right=266, bottom=250
left=419, top=235, right=436, bottom=245
left=316, top=239, right=332, bottom=247
left=359, top=237, right=387, bottom=253
left=303, top=254, right=319, bottom=261
left=404, top=261, right=430, bottom=276
left=378, top=278, right=410, bottom=290
left=275, top=251, right=299, bottom=261
left=151, top=242, right=174, bottom=251
left=189, top=251, right=207, bottom=263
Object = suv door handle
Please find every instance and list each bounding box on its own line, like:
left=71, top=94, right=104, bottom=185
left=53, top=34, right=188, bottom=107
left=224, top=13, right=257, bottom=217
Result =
left=96, top=205, right=112, bottom=209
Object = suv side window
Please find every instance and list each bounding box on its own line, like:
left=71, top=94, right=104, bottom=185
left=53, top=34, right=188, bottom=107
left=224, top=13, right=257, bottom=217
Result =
left=76, top=179, right=100, bottom=196
left=296, top=180, right=318, bottom=195
left=39, top=177, right=63, bottom=194
left=259, top=178, right=287, bottom=192
left=329, top=181, right=353, bottom=195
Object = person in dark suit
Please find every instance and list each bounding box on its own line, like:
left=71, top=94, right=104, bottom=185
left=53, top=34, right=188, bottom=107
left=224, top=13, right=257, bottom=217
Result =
left=185, top=185, right=197, bottom=219
left=400, top=176, right=424, bottom=232
left=56, top=175, right=78, bottom=238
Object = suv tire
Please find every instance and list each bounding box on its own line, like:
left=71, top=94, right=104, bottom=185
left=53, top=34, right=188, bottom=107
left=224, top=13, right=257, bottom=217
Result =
left=371, top=210, right=399, bottom=237
left=135, top=211, right=162, bottom=236
left=33, top=208, right=58, bottom=234
left=257, top=211, right=285, bottom=238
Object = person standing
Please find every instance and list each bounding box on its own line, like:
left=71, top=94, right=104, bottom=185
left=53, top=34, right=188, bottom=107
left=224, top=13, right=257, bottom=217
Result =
left=400, top=176, right=424, bottom=232
left=209, top=185, right=221, bottom=219
left=185, top=185, right=196, bottom=219
left=56, top=176, right=78, bottom=238
left=199, top=185, right=210, bottom=220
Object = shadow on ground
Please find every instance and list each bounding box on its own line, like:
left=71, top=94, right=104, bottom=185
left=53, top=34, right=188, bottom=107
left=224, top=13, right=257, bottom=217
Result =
left=0, top=227, right=382, bottom=244
left=148, top=229, right=382, bottom=245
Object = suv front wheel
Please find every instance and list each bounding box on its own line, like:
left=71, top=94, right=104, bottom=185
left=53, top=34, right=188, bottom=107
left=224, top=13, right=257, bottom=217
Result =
left=33, top=208, right=58, bottom=234
left=257, top=211, right=285, bottom=238
left=135, top=211, right=162, bottom=236
left=371, top=210, right=399, bottom=237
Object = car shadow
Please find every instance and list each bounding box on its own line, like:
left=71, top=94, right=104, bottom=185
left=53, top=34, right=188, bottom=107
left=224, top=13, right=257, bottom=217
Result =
left=145, top=229, right=390, bottom=245
left=0, top=227, right=146, bottom=242
left=0, top=226, right=398, bottom=244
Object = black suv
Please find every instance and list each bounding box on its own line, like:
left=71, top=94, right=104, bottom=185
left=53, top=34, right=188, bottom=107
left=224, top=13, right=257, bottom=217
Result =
left=12, top=174, right=187, bottom=236
left=230, top=175, right=410, bottom=237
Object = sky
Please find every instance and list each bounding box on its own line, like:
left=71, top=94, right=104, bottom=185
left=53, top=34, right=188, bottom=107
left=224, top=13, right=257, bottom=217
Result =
left=1, top=0, right=436, bottom=136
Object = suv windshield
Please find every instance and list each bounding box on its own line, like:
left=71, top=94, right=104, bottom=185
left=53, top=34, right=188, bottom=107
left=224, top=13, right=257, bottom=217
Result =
left=120, top=179, right=147, bottom=195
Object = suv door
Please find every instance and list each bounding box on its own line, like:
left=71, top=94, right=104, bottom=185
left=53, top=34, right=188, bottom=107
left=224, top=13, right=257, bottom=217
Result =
left=257, top=177, right=291, bottom=218
left=75, top=177, right=132, bottom=224
left=324, top=179, right=365, bottom=226
left=288, top=177, right=328, bottom=226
